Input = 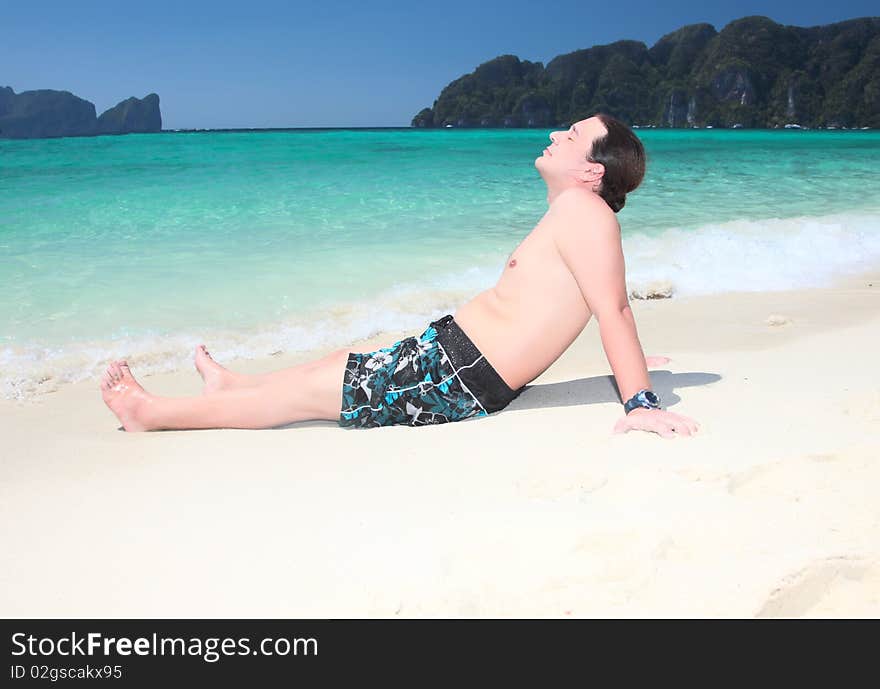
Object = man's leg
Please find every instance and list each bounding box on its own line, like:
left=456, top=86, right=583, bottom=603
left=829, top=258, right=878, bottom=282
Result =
left=194, top=344, right=348, bottom=394
left=100, top=350, right=349, bottom=431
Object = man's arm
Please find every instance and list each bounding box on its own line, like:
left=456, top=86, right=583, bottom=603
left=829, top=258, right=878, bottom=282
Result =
left=550, top=191, right=650, bottom=404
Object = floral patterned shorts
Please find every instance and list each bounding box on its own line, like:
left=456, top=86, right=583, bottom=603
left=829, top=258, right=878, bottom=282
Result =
left=338, top=314, right=524, bottom=429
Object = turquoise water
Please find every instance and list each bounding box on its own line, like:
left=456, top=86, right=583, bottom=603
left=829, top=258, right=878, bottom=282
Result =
left=2, top=128, right=880, bottom=398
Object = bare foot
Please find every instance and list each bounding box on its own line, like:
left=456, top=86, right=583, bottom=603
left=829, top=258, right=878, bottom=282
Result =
left=194, top=344, right=242, bottom=394
left=646, top=355, right=671, bottom=367
left=100, top=360, right=155, bottom=432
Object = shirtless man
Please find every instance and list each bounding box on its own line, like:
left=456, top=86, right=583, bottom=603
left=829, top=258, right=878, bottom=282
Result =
left=101, top=113, right=699, bottom=438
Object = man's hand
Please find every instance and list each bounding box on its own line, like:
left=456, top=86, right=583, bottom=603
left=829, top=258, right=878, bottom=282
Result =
left=613, top=407, right=700, bottom=438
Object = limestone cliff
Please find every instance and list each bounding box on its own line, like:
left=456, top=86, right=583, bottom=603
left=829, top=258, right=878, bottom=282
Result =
left=413, top=15, right=880, bottom=128
left=96, top=94, right=162, bottom=135
left=0, top=88, right=162, bottom=139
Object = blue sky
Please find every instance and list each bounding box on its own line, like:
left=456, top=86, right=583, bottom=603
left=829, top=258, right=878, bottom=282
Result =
left=3, top=1, right=876, bottom=128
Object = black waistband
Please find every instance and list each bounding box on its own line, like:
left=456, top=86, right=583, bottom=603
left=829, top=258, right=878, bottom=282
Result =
left=429, top=314, right=523, bottom=414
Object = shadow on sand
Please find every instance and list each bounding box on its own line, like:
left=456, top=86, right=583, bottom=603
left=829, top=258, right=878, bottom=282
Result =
left=272, top=369, right=721, bottom=430
left=506, top=369, right=722, bottom=413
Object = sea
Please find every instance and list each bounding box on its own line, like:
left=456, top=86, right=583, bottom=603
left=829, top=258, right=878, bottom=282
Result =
left=2, top=127, right=880, bottom=400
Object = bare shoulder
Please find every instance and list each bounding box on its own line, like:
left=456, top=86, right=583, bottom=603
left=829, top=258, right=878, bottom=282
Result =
left=548, top=189, right=619, bottom=239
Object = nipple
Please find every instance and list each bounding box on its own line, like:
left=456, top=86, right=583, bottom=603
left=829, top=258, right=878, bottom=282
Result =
left=508, top=259, right=517, bottom=267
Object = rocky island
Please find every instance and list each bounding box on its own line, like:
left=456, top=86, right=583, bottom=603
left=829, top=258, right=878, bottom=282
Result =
left=412, top=15, right=880, bottom=129
left=0, top=88, right=162, bottom=139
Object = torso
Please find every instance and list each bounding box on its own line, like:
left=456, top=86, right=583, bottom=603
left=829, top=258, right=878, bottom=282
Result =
left=453, top=192, right=611, bottom=389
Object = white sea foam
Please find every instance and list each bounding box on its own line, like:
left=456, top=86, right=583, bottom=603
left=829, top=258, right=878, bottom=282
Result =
left=3, top=210, right=879, bottom=401
left=0, top=264, right=500, bottom=402
left=623, top=210, right=880, bottom=298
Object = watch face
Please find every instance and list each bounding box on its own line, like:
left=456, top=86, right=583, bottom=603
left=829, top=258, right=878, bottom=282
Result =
left=643, top=390, right=660, bottom=405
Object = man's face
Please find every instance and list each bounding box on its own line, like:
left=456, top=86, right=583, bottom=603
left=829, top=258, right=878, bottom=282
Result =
left=535, top=116, right=606, bottom=181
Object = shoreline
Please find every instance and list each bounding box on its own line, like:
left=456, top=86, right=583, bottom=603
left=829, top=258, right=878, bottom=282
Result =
left=1, top=272, right=878, bottom=617
left=3, top=267, right=878, bottom=407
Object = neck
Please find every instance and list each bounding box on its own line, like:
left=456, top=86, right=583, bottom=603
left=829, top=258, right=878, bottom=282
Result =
left=545, top=181, right=594, bottom=207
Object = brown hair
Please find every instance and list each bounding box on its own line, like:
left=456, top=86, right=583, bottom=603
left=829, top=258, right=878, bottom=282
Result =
left=587, top=113, right=646, bottom=213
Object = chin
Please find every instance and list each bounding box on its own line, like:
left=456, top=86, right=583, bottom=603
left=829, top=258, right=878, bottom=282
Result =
left=534, top=158, right=550, bottom=178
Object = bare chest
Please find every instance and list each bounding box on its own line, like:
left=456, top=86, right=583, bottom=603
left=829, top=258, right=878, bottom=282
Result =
left=497, top=219, right=570, bottom=293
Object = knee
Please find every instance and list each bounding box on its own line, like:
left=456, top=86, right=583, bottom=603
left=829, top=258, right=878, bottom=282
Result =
left=309, top=348, right=351, bottom=381
left=307, top=348, right=351, bottom=420
left=303, top=348, right=349, bottom=372
left=328, top=348, right=351, bottom=368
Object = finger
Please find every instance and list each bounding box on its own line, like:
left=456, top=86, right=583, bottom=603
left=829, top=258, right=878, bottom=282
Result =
left=673, top=423, right=692, bottom=437
left=664, top=417, right=691, bottom=436
left=669, top=414, right=699, bottom=434
left=613, top=419, right=629, bottom=434
left=656, top=424, right=676, bottom=439
left=681, top=416, right=700, bottom=434
left=645, top=355, right=671, bottom=367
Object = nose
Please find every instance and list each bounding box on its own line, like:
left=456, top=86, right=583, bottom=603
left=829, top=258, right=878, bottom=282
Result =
left=549, top=131, right=558, bottom=144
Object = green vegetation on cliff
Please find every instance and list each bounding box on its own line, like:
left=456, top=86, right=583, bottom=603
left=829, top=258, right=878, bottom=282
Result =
left=412, top=16, right=880, bottom=128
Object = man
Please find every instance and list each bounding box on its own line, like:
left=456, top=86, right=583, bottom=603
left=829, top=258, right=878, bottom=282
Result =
left=101, top=113, right=699, bottom=438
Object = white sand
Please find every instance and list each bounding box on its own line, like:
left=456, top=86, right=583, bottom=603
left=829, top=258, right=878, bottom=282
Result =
left=2, top=273, right=878, bottom=618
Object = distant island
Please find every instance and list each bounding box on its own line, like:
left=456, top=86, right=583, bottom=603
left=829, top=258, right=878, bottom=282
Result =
left=412, top=15, right=880, bottom=129
left=0, top=88, right=162, bottom=139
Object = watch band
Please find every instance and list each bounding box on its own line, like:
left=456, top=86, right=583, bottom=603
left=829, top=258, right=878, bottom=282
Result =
left=623, top=389, right=661, bottom=414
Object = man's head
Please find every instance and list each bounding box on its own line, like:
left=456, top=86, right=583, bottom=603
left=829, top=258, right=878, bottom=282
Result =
left=535, top=113, right=646, bottom=212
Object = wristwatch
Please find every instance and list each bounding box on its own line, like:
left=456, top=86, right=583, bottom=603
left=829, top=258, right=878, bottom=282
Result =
left=623, top=389, right=661, bottom=415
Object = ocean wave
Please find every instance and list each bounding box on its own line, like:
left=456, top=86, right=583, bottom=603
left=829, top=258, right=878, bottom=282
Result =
left=0, top=264, right=499, bottom=402
left=623, top=209, right=880, bottom=298
left=4, top=209, right=879, bottom=401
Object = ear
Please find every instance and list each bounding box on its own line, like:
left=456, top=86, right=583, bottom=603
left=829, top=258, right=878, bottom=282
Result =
left=577, top=162, right=604, bottom=185
left=587, top=162, right=605, bottom=182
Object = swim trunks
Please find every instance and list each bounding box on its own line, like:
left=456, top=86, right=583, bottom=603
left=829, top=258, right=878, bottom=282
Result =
left=338, top=314, right=524, bottom=429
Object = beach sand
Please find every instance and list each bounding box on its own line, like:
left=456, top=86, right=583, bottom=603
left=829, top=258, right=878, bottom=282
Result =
left=1, top=273, right=878, bottom=618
